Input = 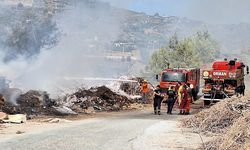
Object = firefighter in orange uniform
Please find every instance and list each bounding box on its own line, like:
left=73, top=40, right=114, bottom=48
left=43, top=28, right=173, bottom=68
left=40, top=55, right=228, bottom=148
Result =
left=177, top=82, right=184, bottom=106
left=141, top=80, right=149, bottom=103
left=179, top=84, right=188, bottom=115
left=185, top=83, right=193, bottom=115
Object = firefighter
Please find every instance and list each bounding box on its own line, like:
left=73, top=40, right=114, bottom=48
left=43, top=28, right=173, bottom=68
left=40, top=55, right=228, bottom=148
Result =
left=185, top=83, right=193, bottom=115
left=242, top=84, right=245, bottom=96
left=167, top=86, right=177, bottom=114
left=179, top=84, right=188, bottom=115
left=175, top=82, right=181, bottom=93
left=141, top=80, right=149, bottom=103
left=153, top=85, right=164, bottom=115
left=236, top=83, right=245, bottom=96
left=177, top=82, right=184, bottom=106
left=0, top=94, right=5, bottom=111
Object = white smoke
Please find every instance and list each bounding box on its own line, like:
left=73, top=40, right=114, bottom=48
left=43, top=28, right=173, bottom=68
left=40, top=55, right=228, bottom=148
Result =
left=0, top=0, right=132, bottom=97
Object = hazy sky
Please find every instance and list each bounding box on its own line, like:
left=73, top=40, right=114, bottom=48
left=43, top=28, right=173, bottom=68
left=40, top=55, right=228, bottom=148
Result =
left=101, top=0, right=250, bottom=24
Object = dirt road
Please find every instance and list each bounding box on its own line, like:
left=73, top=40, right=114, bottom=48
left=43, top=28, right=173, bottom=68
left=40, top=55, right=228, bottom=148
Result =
left=0, top=106, right=207, bottom=150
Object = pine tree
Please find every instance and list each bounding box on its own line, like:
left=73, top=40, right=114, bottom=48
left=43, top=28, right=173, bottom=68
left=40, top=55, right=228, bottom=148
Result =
left=148, top=31, right=219, bottom=74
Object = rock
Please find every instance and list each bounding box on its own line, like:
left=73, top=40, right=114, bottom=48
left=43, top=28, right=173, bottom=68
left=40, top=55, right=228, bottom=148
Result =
left=16, top=131, right=25, bottom=134
left=0, top=112, right=7, bottom=120
left=42, top=118, right=71, bottom=123
left=83, top=107, right=95, bottom=114
left=112, top=104, right=120, bottom=111
left=3, top=114, right=27, bottom=124
left=93, top=105, right=102, bottom=111
left=129, top=103, right=144, bottom=110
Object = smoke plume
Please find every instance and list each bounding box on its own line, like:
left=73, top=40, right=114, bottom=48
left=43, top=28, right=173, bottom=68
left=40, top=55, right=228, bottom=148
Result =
left=0, top=0, right=131, bottom=97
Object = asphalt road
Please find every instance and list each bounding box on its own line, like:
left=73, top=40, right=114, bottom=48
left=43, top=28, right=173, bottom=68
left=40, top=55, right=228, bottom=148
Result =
left=0, top=110, right=204, bottom=150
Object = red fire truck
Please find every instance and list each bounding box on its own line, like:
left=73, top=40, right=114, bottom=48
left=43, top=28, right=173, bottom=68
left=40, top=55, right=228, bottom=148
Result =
left=202, top=59, right=249, bottom=105
left=156, top=68, right=200, bottom=99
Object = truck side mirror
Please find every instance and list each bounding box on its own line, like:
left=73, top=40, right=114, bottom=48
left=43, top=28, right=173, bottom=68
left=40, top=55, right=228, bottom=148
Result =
left=156, top=75, right=159, bottom=80
left=247, top=66, right=249, bottom=74
left=229, top=60, right=236, bottom=66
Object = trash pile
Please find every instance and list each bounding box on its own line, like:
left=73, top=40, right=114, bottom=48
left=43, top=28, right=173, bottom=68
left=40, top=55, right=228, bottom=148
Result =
left=2, top=90, right=54, bottom=117
left=119, top=77, right=143, bottom=95
left=58, top=86, right=136, bottom=113
left=182, top=94, right=250, bottom=150
left=110, top=76, right=154, bottom=103
left=0, top=83, right=143, bottom=119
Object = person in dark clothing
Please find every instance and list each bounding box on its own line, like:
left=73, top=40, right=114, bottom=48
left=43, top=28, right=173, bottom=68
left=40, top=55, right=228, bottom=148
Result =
left=167, top=86, right=177, bottom=114
left=242, top=85, right=245, bottom=96
left=153, top=85, right=164, bottom=115
left=0, top=94, right=5, bottom=111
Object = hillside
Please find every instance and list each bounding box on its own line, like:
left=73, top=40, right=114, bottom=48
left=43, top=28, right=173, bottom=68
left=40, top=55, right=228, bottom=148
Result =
left=75, top=0, right=250, bottom=60
left=119, top=11, right=250, bottom=53
left=1, top=0, right=250, bottom=62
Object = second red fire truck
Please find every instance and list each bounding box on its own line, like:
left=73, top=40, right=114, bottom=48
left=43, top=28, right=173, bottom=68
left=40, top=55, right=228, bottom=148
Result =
left=156, top=68, right=200, bottom=99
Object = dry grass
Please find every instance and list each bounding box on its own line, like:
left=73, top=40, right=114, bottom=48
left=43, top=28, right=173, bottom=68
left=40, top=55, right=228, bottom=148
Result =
left=182, top=93, right=250, bottom=150
left=205, top=112, right=250, bottom=150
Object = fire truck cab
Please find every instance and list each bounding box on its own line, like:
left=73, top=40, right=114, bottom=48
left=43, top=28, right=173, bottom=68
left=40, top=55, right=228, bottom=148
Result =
left=202, top=59, right=249, bottom=105
left=156, top=68, right=200, bottom=99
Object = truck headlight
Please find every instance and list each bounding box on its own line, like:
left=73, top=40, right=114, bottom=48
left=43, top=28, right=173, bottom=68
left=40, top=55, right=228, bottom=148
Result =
left=203, top=71, right=209, bottom=77
left=229, top=72, right=236, bottom=78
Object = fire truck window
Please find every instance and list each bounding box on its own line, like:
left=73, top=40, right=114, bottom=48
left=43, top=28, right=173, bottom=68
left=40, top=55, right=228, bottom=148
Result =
left=162, top=72, right=186, bottom=82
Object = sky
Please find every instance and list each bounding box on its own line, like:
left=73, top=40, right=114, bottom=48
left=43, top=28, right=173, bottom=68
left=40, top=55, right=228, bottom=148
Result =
left=101, top=0, right=250, bottom=24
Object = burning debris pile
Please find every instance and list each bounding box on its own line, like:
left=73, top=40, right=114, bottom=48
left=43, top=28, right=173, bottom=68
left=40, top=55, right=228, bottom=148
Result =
left=105, top=76, right=153, bottom=103
left=111, top=76, right=155, bottom=104
left=182, top=94, right=250, bottom=150
left=0, top=83, right=143, bottom=118
left=119, top=77, right=143, bottom=95
left=2, top=90, right=54, bottom=117
left=58, top=86, right=136, bottom=113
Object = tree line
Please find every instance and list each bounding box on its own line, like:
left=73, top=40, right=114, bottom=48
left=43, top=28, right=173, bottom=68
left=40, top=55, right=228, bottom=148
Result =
left=147, top=31, right=220, bottom=74
left=0, top=0, right=70, bottom=62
